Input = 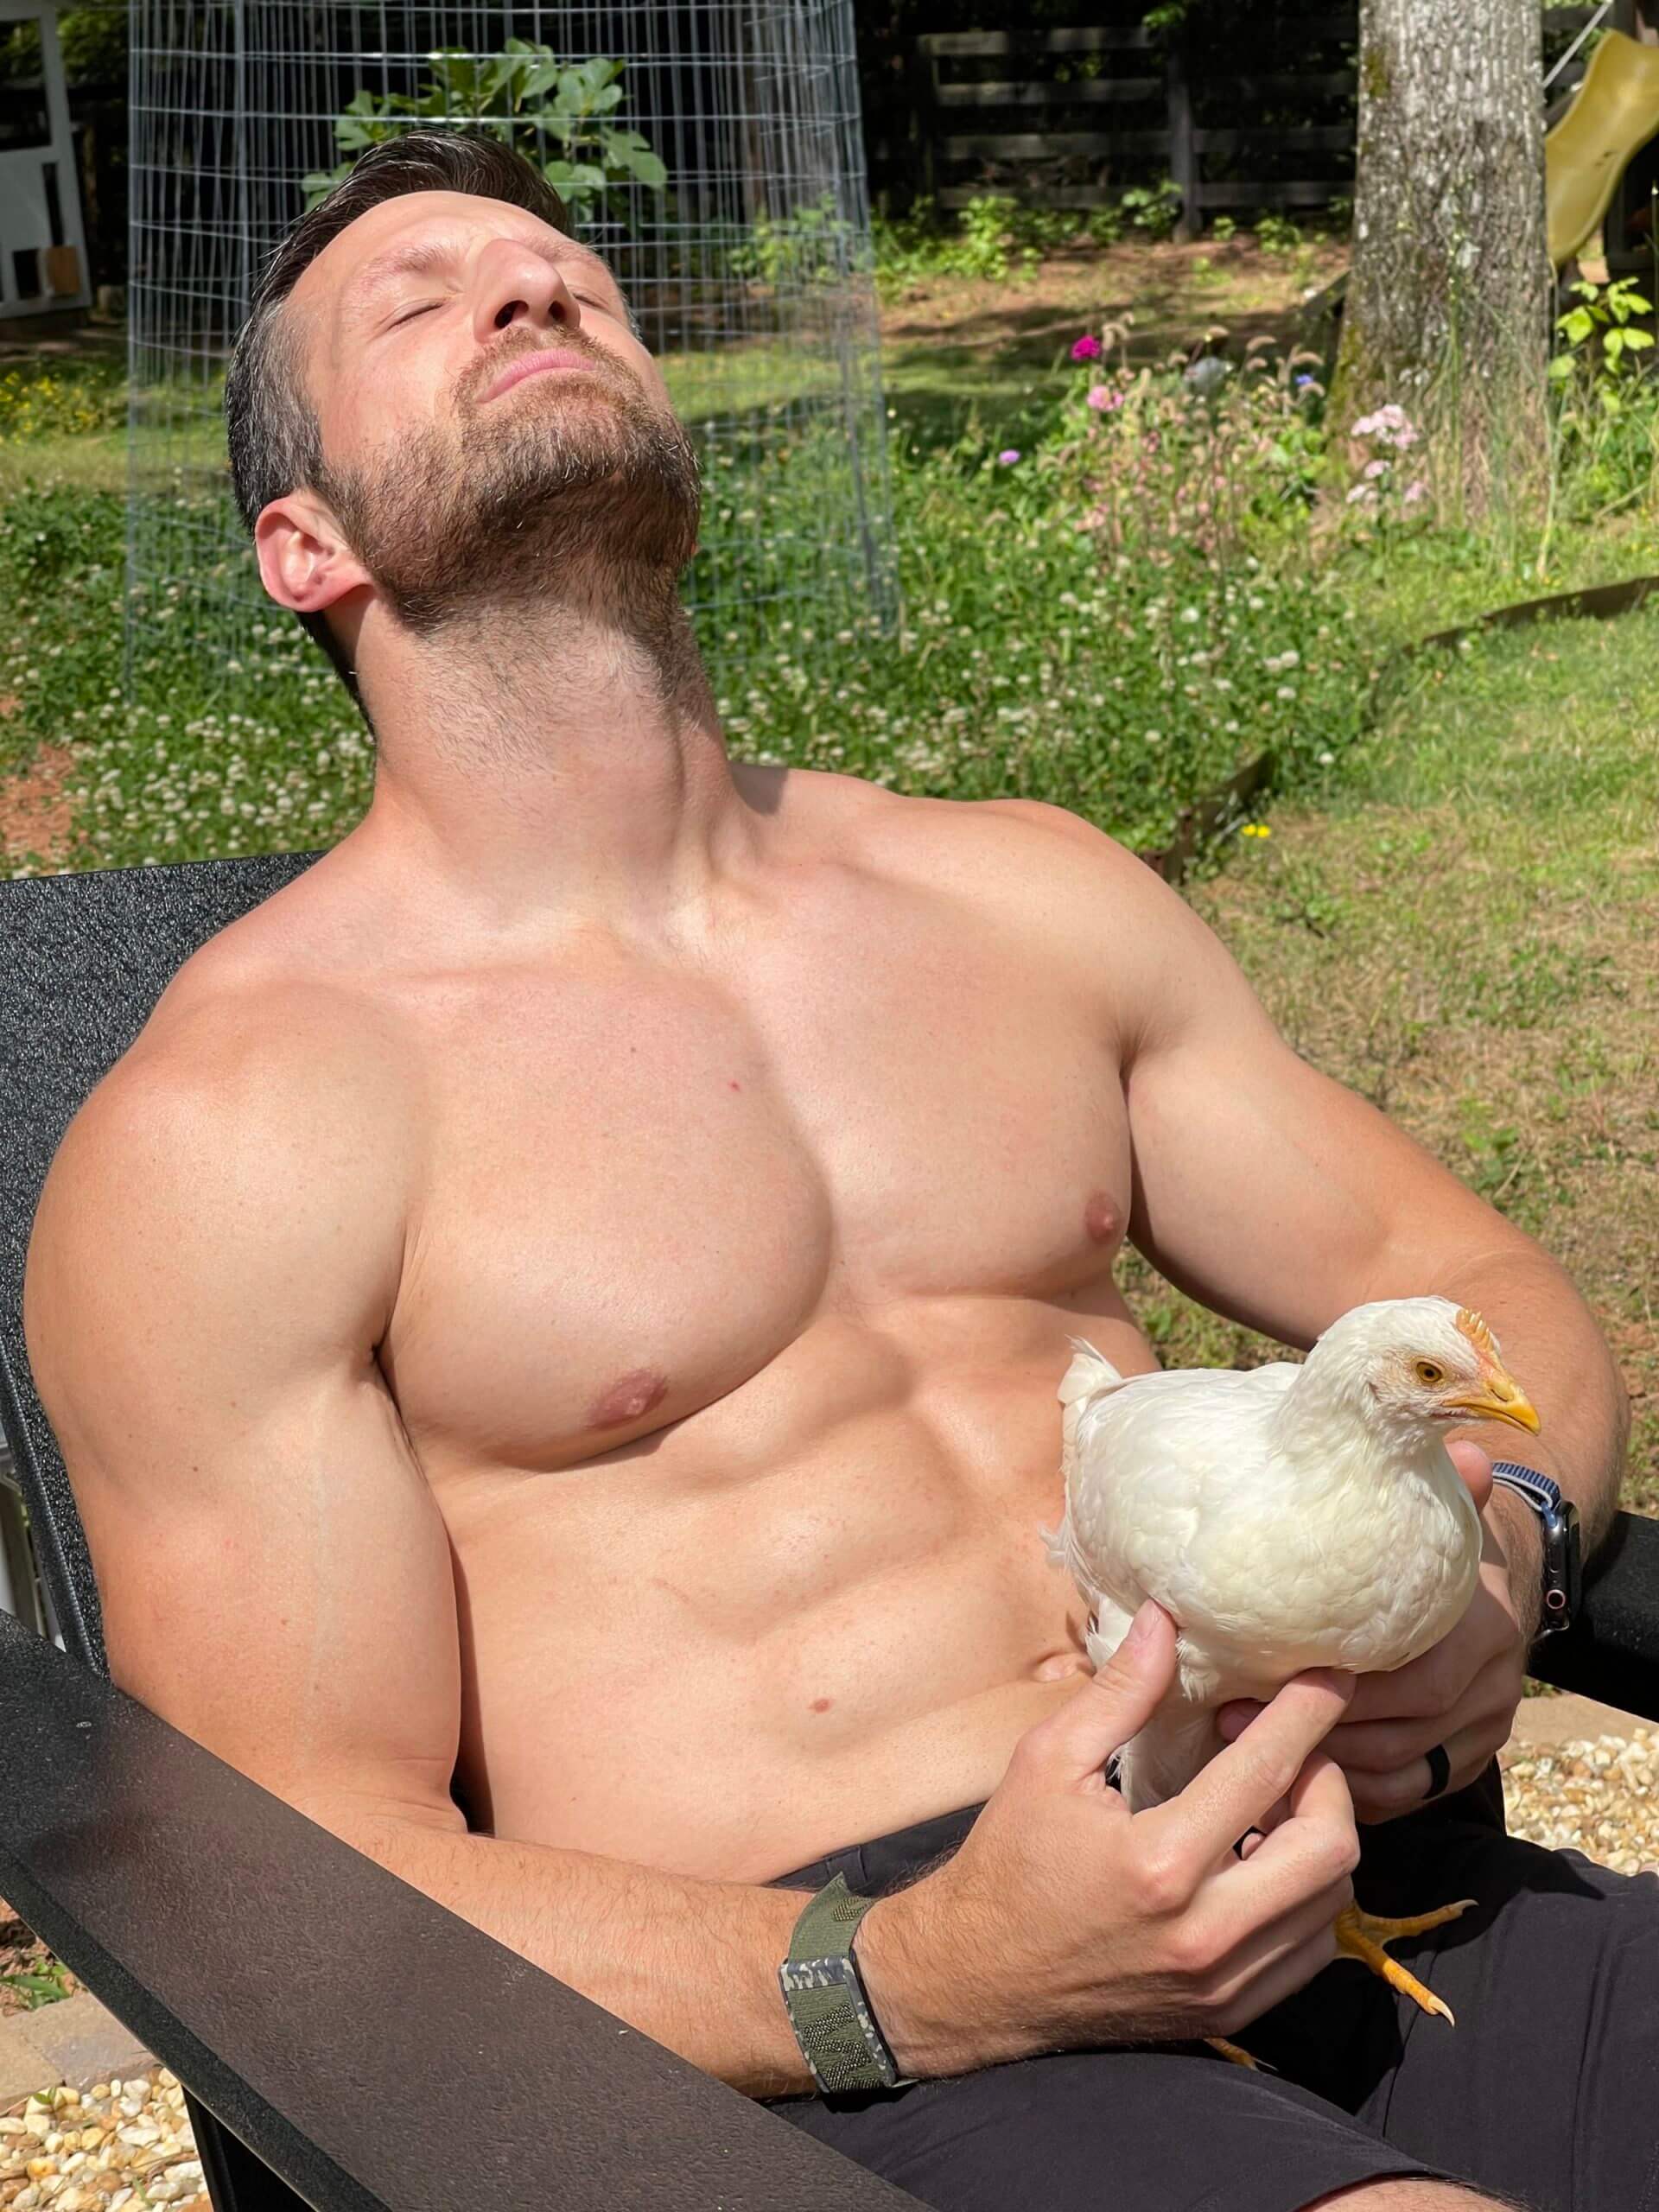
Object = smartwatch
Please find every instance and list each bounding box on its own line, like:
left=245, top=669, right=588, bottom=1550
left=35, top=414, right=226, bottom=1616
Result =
left=1490, top=1462, right=1582, bottom=1637
left=778, top=1874, right=914, bottom=2094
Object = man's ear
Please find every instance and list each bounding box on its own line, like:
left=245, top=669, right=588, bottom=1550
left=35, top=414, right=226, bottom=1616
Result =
left=254, top=489, right=372, bottom=614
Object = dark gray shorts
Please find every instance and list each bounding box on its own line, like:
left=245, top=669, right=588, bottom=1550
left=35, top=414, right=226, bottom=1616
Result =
left=763, top=1764, right=1659, bottom=2212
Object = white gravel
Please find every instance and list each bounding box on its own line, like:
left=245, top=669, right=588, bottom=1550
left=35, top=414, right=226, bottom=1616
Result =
left=1500, top=1724, right=1659, bottom=1874
left=1, top=2071, right=204, bottom=2209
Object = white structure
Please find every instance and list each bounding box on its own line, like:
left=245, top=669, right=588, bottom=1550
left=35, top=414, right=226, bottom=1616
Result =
left=126, top=0, right=896, bottom=694
left=0, top=0, right=92, bottom=320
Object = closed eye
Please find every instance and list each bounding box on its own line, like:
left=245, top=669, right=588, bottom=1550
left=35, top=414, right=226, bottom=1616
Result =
left=393, top=300, right=442, bottom=327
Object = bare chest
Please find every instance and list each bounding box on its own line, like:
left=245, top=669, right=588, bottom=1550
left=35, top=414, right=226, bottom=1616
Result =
left=377, top=895, right=1134, bottom=1475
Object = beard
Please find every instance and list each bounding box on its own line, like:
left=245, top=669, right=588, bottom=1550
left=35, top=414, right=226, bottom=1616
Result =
left=315, top=329, right=703, bottom=640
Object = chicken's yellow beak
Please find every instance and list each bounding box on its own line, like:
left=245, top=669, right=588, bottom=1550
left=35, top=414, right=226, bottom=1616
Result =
left=1446, top=1368, right=1541, bottom=1433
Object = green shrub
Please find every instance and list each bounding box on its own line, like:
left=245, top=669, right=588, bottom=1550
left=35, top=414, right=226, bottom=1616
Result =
left=1255, top=213, right=1303, bottom=257
left=1120, top=180, right=1183, bottom=241
left=727, top=193, right=861, bottom=289
left=303, top=45, right=664, bottom=226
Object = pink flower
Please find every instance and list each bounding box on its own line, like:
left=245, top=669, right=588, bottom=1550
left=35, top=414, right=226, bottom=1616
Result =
left=1071, top=334, right=1103, bottom=361
left=1353, top=401, right=1418, bottom=451
left=1086, top=385, right=1122, bottom=412
left=998, top=448, right=1021, bottom=466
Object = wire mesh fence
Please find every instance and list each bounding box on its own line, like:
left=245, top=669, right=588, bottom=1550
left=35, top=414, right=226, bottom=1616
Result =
left=126, top=0, right=897, bottom=705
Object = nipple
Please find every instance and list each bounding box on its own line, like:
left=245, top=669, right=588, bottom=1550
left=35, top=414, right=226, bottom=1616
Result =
left=587, top=1367, right=669, bottom=1432
left=1083, top=1191, right=1119, bottom=1245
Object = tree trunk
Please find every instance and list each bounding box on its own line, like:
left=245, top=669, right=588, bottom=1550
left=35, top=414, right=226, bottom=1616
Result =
left=1333, top=0, right=1549, bottom=515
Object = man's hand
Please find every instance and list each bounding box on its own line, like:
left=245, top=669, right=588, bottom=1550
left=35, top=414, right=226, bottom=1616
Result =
left=1217, top=1440, right=1539, bottom=1822
left=854, top=1599, right=1360, bottom=2077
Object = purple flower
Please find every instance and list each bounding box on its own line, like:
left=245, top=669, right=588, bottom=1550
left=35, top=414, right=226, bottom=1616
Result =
left=998, top=448, right=1021, bottom=466
left=1071, top=334, right=1103, bottom=362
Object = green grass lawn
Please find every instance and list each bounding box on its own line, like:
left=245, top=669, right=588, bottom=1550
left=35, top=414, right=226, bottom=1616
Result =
left=1118, top=613, right=1659, bottom=1514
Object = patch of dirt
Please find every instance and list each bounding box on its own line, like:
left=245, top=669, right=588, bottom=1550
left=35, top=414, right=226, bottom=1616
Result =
left=879, top=235, right=1349, bottom=368
left=0, top=741, right=79, bottom=870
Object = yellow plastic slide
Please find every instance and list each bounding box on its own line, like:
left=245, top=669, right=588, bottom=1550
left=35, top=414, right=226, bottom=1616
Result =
left=1548, top=29, right=1659, bottom=268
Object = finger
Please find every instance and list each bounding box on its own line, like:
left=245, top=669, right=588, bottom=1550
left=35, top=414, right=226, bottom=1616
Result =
left=1349, top=1719, right=1494, bottom=1824
left=1249, top=1792, right=1294, bottom=1838
left=1217, top=1700, right=1262, bottom=1744
left=1338, top=1633, right=1482, bottom=1726
left=1214, top=1918, right=1345, bottom=2037
left=1236, top=1745, right=1357, bottom=1907
left=1153, top=1672, right=1354, bottom=1866
left=1446, top=1437, right=1493, bottom=1516
left=1020, top=1599, right=1178, bottom=1786
left=1326, top=1712, right=1459, bottom=1775
left=1218, top=1868, right=1352, bottom=1982
left=1332, top=1650, right=1513, bottom=1773
left=1191, top=1861, right=1353, bottom=2012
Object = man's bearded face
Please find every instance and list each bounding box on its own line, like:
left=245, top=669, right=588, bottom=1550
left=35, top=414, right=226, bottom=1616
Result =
left=287, top=194, right=702, bottom=636
left=316, top=321, right=702, bottom=633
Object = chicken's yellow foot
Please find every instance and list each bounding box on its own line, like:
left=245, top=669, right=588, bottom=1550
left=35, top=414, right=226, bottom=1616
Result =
left=1205, top=2037, right=1274, bottom=2069
left=1333, top=1899, right=1477, bottom=2024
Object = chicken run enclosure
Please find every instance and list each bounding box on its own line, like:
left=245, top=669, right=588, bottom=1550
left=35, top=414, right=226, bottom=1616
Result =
left=126, top=0, right=897, bottom=696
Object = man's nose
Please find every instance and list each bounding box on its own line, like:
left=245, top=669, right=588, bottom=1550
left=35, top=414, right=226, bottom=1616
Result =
left=473, top=244, right=581, bottom=346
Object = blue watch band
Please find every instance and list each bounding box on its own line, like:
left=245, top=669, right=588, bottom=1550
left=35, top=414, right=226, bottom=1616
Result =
left=1490, top=1461, right=1563, bottom=1513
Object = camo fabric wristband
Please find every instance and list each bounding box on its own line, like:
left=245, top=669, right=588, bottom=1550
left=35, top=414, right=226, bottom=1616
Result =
left=779, top=1872, right=915, bottom=2094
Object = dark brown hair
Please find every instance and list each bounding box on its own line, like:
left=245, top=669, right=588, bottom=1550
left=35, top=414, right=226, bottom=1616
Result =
left=223, top=130, right=572, bottom=723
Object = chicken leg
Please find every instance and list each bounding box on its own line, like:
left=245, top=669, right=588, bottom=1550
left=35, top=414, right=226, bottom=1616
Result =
left=1332, top=1897, right=1477, bottom=2023
left=1205, top=1895, right=1476, bottom=2068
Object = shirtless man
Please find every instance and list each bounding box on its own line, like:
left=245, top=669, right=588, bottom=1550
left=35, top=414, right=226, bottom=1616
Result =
left=23, top=132, right=1651, bottom=2212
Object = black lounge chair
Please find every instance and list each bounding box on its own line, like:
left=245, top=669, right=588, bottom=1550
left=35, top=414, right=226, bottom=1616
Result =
left=3, top=851, right=1656, bottom=2211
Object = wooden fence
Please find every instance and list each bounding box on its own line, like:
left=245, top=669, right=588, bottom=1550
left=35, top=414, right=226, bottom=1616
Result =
left=907, top=5, right=1640, bottom=238
left=912, top=20, right=1355, bottom=233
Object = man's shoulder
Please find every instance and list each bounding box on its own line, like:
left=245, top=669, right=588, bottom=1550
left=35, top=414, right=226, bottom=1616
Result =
left=56, top=901, right=409, bottom=1190
left=809, top=771, right=1167, bottom=925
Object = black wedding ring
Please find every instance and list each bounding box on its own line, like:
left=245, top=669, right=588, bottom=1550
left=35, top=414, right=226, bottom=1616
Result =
left=1423, top=1742, right=1452, bottom=1801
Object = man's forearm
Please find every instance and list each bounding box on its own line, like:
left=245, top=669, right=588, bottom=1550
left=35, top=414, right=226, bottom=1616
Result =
left=1435, top=1245, right=1628, bottom=1560
left=337, top=1811, right=820, bottom=2097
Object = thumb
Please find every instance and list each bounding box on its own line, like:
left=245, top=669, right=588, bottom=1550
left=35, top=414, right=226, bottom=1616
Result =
left=1027, top=1599, right=1178, bottom=1783
left=1446, top=1437, right=1493, bottom=1517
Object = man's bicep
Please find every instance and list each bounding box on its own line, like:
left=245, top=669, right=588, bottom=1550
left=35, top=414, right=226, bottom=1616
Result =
left=1119, top=881, right=1507, bottom=1349
left=22, top=1067, right=467, bottom=1840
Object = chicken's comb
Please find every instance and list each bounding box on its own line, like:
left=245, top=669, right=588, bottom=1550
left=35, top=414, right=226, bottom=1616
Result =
left=1455, top=1306, right=1497, bottom=1357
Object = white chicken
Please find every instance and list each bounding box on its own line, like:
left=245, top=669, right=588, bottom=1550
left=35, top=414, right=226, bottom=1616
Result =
left=1051, top=1295, right=1541, bottom=2033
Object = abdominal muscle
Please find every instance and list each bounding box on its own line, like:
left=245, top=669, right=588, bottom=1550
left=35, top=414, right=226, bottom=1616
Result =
left=429, top=1302, right=1144, bottom=1885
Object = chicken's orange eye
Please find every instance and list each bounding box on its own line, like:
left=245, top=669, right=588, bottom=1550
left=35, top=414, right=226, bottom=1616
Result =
left=1414, top=1359, right=1446, bottom=1386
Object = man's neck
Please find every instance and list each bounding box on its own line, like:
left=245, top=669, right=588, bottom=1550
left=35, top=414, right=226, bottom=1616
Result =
left=342, top=584, right=760, bottom=946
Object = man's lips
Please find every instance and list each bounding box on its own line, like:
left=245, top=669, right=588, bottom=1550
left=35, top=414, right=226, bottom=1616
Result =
left=480, top=348, right=599, bottom=404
